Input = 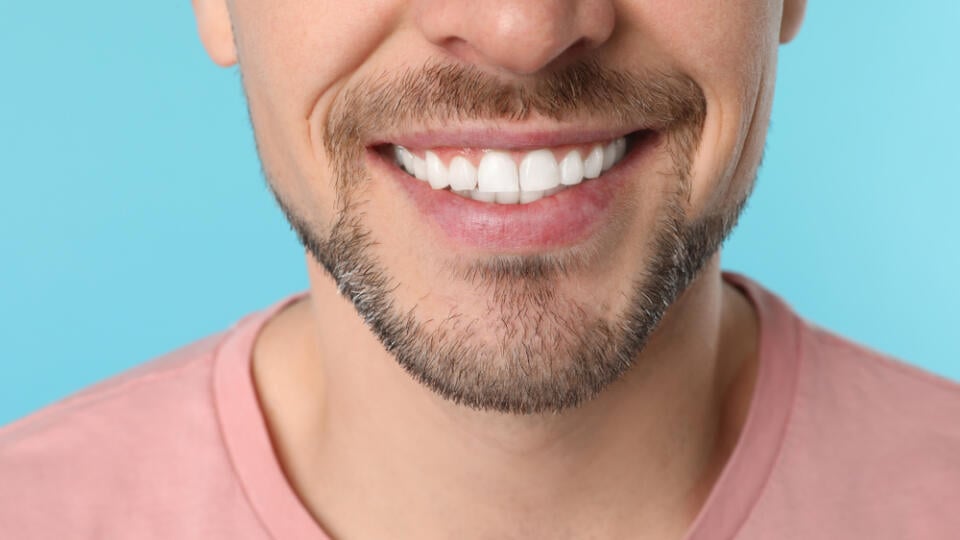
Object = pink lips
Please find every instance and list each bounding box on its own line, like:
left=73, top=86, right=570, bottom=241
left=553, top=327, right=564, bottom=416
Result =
left=367, top=130, right=658, bottom=253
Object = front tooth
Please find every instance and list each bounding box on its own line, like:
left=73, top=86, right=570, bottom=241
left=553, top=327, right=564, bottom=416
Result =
left=412, top=154, right=428, bottom=181
left=470, top=190, right=496, bottom=203
left=495, top=191, right=521, bottom=204
left=519, top=149, right=560, bottom=192
left=519, top=189, right=546, bottom=203
left=477, top=151, right=519, bottom=193
left=601, top=141, right=617, bottom=171
left=398, top=146, right=415, bottom=174
left=583, top=145, right=604, bottom=178
left=425, top=151, right=449, bottom=189
left=614, top=137, right=627, bottom=162
left=448, top=156, right=477, bottom=190
left=559, top=151, right=584, bottom=186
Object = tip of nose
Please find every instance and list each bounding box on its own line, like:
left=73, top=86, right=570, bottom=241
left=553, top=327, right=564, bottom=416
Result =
left=419, top=1, right=614, bottom=76
left=440, top=36, right=584, bottom=76
left=468, top=33, right=606, bottom=76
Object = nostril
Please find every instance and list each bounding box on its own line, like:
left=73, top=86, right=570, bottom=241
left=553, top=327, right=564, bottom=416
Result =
left=565, top=38, right=590, bottom=55
left=438, top=36, right=470, bottom=59
left=541, top=37, right=596, bottom=72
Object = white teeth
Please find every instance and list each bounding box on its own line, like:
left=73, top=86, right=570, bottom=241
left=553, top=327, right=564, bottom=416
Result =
left=519, top=149, right=560, bottom=192
left=470, top=190, right=496, bottom=203
left=495, top=191, right=521, bottom=204
left=425, top=151, right=449, bottom=189
left=398, top=146, right=415, bottom=174
left=614, top=137, right=627, bottom=162
left=448, top=156, right=477, bottom=190
left=601, top=141, right=617, bottom=172
left=583, top=145, right=604, bottom=179
left=391, top=136, right=628, bottom=204
left=559, top=150, right=584, bottom=186
left=412, top=154, right=428, bottom=181
left=519, top=189, right=546, bottom=203
left=477, top=151, right=519, bottom=193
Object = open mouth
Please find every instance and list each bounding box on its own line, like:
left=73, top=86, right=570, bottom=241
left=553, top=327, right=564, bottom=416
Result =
left=378, top=131, right=651, bottom=205
left=368, top=129, right=660, bottom=251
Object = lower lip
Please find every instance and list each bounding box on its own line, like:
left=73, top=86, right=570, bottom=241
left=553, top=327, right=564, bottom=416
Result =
left=368, top=134, right=658, bottom=252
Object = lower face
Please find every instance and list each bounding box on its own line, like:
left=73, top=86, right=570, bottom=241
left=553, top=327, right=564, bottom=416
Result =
left=235, top=4, right=776, bottom=414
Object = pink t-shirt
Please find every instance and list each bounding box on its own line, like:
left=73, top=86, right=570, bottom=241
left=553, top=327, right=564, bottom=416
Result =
left=2, top=274, right=959, bottom=539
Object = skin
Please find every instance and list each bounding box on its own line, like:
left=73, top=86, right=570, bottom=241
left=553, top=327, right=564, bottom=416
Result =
left=191, top=1, right=806, bottom=538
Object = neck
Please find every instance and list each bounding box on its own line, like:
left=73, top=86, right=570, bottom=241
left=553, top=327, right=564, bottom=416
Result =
left=253, top=255, right=758, bottom=540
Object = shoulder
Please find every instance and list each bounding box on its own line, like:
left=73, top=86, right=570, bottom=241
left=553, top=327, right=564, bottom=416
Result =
left=799, top=322, right=960, bottom=446
left=0, top=329, right=259, bottom=538
left=745, top=319, right=960, bottom=538
left=803, top=324, right=960, bottom=490
left=0, top=330, right=226, bottom=448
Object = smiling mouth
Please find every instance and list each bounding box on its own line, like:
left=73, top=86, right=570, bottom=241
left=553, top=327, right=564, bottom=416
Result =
left=378, top=131, right=652, bottom=205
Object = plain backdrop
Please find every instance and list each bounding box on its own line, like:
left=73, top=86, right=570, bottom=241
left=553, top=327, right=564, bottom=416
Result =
left=1, top=2, right=958, bottom=426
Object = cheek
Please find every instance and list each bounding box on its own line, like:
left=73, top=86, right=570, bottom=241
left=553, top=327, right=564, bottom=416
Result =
left=631, top=0, right=780, bottom=217
left=234, top=0, right=399, bottom=108
left=229, top=0, right=402, bottom=219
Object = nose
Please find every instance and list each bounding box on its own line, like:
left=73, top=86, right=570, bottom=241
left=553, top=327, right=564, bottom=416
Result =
left=414, top=0, right=616, bottom=75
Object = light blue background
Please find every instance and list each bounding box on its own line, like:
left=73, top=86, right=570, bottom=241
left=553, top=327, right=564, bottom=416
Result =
left=1, top=2, right=958, bottom=426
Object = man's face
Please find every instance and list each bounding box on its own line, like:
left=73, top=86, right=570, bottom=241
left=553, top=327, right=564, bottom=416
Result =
left=194, top=0, right=804, bottom=413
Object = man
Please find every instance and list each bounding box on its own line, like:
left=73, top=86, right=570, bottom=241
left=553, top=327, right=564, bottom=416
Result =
left=2, top=0, right=959, bottom=538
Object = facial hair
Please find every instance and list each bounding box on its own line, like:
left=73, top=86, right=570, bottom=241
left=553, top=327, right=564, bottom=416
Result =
left=258, top=61, right=746, bottom=414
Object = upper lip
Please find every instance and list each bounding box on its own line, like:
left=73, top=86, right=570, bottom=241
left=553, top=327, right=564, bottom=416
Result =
left=367, top=122, right=654, bottom=150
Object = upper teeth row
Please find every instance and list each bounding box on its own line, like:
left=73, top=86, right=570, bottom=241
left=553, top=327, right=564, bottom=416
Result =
left=393, top=138, right=627, bottom=203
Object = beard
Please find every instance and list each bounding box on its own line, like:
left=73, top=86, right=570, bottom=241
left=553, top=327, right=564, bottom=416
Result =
left=258, top=61, right=746, bottom=414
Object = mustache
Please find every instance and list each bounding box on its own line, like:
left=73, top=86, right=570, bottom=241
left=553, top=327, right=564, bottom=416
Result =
left=323, top=60, right=707, bottom=194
